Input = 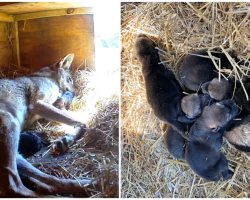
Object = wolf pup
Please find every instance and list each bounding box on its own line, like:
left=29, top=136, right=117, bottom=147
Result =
left=201, top=78, right=233, bottom=101
left=0, top=54, right=94, bottom=197
left=18, top=131, right=48, bottom=158
left=177, top=50, right=233, bottom=92
left=186, top=100, right=238, bottom=181
left=224, top=116, right=250, bottom=152
left=135, top=34, right=192, bottom=139
left=181, top=93, right=212, bottom=120
left=235, top=82, right=250, bottom=115
left=164, top=126, right=186, bottom=160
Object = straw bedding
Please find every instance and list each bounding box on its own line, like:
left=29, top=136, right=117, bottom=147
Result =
left=0, top=68, right=119, bottom=197
left=121, top=2, right=250, bottom=198
left=29, top=69, right=119, bottom=197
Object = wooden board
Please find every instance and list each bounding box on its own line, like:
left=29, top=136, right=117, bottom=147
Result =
left=0, top=3, right=17, bottom=7
left=18, top=14, right=95, bottom=71
left=15, top=8, right=93, bottom=21
left=0, top=22, right=12, bottom=70
left=0, top=2, right=94, bottom=14
left=0, top=12, right=14, bottom=22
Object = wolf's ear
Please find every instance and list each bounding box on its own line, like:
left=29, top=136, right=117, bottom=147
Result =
left=58, top=54, right=75, bottom=69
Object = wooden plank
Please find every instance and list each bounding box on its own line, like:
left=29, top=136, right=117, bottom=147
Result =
left=0, top=22, right=7, bottom=41
left=14, top=21, right=20, bottom=67
left=0, top=12, right=14, bottom=22
left=0, top=22, right=12, bottom=70
left=15, top=7, right=93, bottom=21
left=0, top=3, right=17, bottom=7
left=0, top=2, right=94, bottom=14
left=18, top=14, right=95, bottom=71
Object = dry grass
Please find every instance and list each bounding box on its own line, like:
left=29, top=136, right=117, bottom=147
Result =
left=121, top=2, right=250, bottom=198
left=27, top=69, right=119, bottom=198
left=0, top=67, right=119, bottom=197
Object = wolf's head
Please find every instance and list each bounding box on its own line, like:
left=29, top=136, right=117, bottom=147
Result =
left=201, top=100, right=239, bottom=133
left=33, top=54, right=75, bottom=93
left=55, top=54, right=75, bottom=92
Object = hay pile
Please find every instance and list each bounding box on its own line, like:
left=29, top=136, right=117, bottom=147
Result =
left=25, top=69, right=119, bottom=198
left=121, top=2, right=250, bottom=198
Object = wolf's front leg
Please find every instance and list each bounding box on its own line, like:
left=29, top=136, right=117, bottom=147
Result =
left=0, top=112, right=39, bottom=197
left=30, top=100, right=84, bottom=126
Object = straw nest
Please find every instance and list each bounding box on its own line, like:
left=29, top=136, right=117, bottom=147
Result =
left=121, top=2, right=250, bottom=198
left=0, top=67, right=119, bottom=197
left=30, top=69, right=119, bottom=198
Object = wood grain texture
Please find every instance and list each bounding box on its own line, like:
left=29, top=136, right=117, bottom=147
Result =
left=0, top=12, right=14, bottom=22
left=13, top=21, right=20, bottom=67
left=0, top=3, right=17, bottom=7
left=18, top=14, right=95, bottom=71
left=15, top=8, right=93, bottom=21
left=0, top=22, right=12, bottom=70
left=0, top=2, right=94, bottom=14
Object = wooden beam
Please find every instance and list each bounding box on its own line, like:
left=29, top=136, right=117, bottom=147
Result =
left=14, top=7, right=93, bottom=21
left=13, top=21, right=21, bottom=67
left=0, top=2, right=94, bottom=14
left=0, top=12, right=14, bottom=22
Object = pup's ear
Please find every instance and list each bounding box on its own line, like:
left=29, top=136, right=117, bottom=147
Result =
left=58, top=54, right=75, bottom=69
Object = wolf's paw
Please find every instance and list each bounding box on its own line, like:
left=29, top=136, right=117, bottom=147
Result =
left=51, top=125, right=87, bottom=154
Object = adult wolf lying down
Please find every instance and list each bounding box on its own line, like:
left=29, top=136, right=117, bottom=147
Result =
left=0, top=54, right=95, bottom=197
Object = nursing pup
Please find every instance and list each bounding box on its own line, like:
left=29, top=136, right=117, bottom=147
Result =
left=177, top=50, right=232, bottom=92
left=186, top=100, right=238, bottom=181
left=201, top=78, right=233, bottom=101
left=224, top=116, right=250, bottom=152
left=164, top=126, right=186, bottom=160
left=135, top=34, right=192, bottom=138
left=181, top=93, right=212, bottom=119
left=18, top=131, right=48, bottom=158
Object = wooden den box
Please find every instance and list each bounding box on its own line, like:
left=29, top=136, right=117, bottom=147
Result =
left=0, top=2, right=95, bottom=73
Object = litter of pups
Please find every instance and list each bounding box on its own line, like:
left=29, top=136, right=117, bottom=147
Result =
left=135, top=34, right=250, bottom=182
